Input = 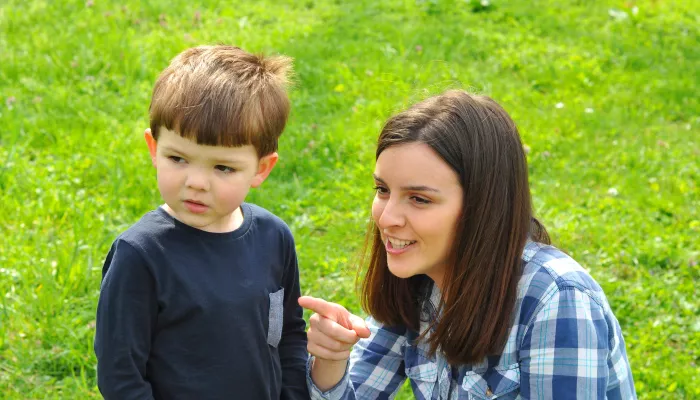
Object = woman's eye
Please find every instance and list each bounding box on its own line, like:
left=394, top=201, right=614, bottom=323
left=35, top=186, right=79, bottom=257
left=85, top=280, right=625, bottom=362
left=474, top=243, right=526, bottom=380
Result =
left=373, top=185, right=389, bottom=195
left=168, top=156, right=185, bottom=163
left=411, top=196, right=431, bottom=205
left=215, top=165, right=235, bottom=173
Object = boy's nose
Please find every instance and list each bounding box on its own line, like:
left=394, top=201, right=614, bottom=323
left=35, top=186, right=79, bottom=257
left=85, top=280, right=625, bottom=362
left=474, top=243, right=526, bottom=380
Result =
left=185, top=170, right=210, bottom=191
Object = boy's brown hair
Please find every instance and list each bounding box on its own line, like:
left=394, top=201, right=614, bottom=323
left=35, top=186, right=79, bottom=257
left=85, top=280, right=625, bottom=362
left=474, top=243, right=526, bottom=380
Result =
left=149, top=45, right=293, bottom=157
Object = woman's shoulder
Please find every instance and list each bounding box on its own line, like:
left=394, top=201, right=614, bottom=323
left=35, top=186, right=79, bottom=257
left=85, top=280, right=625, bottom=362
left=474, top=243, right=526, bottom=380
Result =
left=517, top=241, right=610, bottom=317
left=522, top=241, right=604, bottom=292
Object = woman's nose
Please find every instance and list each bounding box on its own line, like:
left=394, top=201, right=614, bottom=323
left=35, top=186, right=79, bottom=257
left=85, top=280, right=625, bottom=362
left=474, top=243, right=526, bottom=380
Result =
left=376, top=199, right=404, bottom=228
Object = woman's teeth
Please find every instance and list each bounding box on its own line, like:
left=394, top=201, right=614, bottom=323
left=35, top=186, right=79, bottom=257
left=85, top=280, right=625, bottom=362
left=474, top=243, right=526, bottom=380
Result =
left=388, top=238, right=416, bottom=249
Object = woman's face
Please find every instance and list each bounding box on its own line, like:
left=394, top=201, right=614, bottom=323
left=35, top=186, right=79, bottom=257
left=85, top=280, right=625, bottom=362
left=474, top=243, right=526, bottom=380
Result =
left=372, top=142, right=463, bottom=288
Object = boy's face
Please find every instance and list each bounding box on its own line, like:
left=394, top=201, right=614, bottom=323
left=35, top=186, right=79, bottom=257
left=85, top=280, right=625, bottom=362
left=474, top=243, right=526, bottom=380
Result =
left=145, top=128, right=278, bottom=233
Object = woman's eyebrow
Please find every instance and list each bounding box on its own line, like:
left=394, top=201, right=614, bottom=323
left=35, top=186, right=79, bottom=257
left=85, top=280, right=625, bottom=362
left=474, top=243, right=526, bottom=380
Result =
left=373, top=174, right=440, bottom=192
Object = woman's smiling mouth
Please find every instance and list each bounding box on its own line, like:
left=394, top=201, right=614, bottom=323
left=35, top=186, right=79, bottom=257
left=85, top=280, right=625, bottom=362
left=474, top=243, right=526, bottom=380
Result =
left=386, top=237, right=417, bottom=254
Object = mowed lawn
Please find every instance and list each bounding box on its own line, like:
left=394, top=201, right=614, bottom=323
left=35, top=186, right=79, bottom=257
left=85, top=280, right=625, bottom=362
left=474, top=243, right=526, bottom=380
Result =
left=0, top=0, right=698, bottom=398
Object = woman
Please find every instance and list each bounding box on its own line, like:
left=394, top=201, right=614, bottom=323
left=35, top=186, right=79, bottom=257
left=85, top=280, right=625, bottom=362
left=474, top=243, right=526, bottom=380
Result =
left=299, top=90, right=636, bottom=399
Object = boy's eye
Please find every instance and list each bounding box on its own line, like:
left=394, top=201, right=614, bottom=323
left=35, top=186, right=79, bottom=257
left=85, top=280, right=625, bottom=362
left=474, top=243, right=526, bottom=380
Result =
left=215, top=165, right=236, bottom=173
left=168, top=156, right=186, bottom=163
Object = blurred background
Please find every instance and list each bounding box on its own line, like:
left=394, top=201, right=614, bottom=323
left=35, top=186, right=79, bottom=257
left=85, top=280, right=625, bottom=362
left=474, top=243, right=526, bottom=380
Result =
left=0, top=0, right=698, bottom=398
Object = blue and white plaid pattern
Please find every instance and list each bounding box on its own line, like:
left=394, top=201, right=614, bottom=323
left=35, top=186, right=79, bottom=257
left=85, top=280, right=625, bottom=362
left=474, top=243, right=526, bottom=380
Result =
left=308, top=241, right=636, bottom=399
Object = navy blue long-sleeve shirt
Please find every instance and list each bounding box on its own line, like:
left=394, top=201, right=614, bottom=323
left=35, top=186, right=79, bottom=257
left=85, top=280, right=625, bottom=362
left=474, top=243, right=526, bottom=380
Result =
left=95, top=203, right=309, bottom=399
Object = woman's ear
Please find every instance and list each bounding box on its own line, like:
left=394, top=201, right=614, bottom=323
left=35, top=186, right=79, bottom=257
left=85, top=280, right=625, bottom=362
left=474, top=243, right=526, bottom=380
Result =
left=251, top=152, right=279, bottom=188
left=144, top=128, right=158, bottom=168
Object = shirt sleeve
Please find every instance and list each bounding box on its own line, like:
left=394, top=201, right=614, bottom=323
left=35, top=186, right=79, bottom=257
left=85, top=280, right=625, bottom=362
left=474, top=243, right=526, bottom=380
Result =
left=519, top=287, right=612, bottom=399
left=307, top=317, right=408, bottom=400
left=278, top=233, right=311, bottom=400
left=94, top=239, right=157, bottom=400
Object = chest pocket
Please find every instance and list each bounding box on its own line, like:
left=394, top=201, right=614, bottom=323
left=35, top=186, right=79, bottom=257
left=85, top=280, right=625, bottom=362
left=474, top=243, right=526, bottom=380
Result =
left=461, top=363, right=520, bottom=399
left=404, top=343, right=438, bottom=397
left=267, top=288, right=284, bottom=347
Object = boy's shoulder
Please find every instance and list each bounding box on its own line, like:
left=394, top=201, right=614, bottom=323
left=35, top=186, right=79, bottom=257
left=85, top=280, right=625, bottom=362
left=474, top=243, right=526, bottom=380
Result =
left=113, top=208, right=173, bottom=249
left=245, top=202, right=293, bottom=238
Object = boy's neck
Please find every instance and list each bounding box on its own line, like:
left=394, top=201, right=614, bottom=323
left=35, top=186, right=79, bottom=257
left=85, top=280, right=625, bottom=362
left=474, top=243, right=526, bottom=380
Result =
left=228, top=206, right=245, bottom=231
left=160, top=204, right=245, bottom=233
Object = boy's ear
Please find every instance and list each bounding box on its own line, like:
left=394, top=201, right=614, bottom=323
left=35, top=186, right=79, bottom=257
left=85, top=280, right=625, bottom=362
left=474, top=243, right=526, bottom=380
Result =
left=144, top=128, right=158, bottom=168
left=251, top=152, right=279, bottom=188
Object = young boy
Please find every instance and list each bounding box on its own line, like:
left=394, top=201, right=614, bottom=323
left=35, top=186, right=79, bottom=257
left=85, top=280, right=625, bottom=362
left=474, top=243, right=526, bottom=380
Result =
left=94, top=45, right=309, bottom=399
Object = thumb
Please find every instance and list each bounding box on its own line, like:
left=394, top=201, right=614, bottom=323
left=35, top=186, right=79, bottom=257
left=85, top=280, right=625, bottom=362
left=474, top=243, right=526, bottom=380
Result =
left=350, top=315, right=371, bottom=338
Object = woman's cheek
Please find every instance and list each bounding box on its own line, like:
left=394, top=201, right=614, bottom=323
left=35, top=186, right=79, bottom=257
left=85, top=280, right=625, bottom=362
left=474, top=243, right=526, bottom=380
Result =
left=371, top=197, right=384, bottom=224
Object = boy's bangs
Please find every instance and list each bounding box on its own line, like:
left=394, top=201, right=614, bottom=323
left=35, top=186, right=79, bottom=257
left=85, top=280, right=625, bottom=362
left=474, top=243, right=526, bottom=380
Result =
left=150, top=71, right=288, bottom=155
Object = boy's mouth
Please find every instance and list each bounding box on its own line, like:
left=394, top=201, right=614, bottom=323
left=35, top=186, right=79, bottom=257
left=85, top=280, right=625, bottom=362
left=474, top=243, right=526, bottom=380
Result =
left=184, top=199, right=209, bottom=214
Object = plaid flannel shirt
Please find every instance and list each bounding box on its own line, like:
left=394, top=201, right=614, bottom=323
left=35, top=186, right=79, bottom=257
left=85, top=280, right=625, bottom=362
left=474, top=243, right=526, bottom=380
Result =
left=307, top=241, right=636, bottom=399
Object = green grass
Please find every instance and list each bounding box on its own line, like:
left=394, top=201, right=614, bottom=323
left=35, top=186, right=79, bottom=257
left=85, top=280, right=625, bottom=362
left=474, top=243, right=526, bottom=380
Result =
left=1, top=0, right=698, bottom=398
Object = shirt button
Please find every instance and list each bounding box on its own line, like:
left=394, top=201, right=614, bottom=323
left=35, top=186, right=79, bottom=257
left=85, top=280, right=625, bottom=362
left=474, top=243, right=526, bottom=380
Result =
left=486, top=387, right=493, bottom=397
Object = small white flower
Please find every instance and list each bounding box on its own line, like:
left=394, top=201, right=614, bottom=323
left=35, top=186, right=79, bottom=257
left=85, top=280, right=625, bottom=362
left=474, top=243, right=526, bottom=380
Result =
left=632, top=6, right=639, bottom=16
left=555, top=102, right=565, bottom=109
left=480, top=0, right=490, bottom=6
left=585, top=108, right=594, bottom=114
left=607, top=187, right=619, bottom=197
left=608, top=9, right=629, bottom=21
left=0, top=268, right=20, bottom=278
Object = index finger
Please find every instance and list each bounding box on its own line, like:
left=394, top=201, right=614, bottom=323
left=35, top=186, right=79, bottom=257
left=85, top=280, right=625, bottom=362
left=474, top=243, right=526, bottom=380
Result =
left=298, top=296, right=351, bottom=329
left=298, top=296, right=337, bottom=316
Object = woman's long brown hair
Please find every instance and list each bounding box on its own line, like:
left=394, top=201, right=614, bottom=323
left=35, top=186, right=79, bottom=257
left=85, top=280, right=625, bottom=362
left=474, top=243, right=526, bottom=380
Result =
left=359, top=90, right=550, bottom=365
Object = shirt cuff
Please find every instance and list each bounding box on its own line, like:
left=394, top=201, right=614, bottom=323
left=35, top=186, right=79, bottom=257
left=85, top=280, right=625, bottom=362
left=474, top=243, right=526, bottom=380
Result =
left=306, top=356, right=350, bottom=400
